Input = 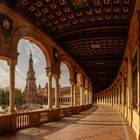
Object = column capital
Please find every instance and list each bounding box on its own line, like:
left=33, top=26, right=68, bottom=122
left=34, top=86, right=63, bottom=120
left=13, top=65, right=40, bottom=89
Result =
left=46, top=67, right=52, bottom=77
left=46, top=67, right=51, bottom=72
left=80, top=84, right=83, bottom=88
left=54, top=74, right=60, bottom=80
left=7, top=59, right=17, bottom=67
left=69, top=78, right=75, bottom=85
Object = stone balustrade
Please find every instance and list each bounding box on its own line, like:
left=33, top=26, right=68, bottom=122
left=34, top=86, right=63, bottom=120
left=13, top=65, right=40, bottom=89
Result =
left=0, top=104, right=92, bottom=135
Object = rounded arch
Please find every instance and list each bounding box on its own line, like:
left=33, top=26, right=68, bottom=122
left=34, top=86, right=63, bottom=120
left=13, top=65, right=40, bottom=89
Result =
left=0, top=56, right=12, bottom=62
left=10, top=26, right=52, bottom=67
left=59, top=55, right=74, bottom=81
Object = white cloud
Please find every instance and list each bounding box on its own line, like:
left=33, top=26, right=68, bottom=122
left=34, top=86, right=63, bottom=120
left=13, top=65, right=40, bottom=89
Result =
left=15, top=76, right=26, bottom=89
left=36, top=74, right=48, bottom=87
left=16, top=66, right=25, bottom=79
left=0, top=62, right=10, bottom=88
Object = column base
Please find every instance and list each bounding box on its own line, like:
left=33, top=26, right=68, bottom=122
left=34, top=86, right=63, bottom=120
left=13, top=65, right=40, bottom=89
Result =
left=128, top=107, right=133, bottom=126
left=136, top=133, right=140, bottom=140
left=137, top=104, right=140, bottom=115
left=55, top=105, right=59, bottom=109
left=8, top=108, right=17, bottom=114
left=48, top=106, right=52, bottom=111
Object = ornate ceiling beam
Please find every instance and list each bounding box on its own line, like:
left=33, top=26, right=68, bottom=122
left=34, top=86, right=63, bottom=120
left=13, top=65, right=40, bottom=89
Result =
left=57, top=26, right=128, bottom=38
left=77, top=55, right=122, bottom=61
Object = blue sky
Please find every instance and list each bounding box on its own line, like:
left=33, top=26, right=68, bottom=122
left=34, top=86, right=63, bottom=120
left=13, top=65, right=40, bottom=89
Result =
left=0, top=39, right=70, bottom=89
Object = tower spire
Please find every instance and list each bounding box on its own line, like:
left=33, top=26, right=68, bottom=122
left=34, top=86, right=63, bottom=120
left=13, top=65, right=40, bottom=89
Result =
left=30, top=49, right=32, bottom=56
left=29, top=50, right=33, bottom=69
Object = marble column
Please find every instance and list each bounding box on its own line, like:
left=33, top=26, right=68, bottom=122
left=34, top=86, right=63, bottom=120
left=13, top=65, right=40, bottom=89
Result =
left=128, top=61, right=133, bottom=109
left=128, top=59, right=133, bottom=126
left=54, top=75, right=60, bottom=108
left=8, top=60, right=16, bottom=114
left=112, top=92, right=113, bottom=106
left=90, top=92, right=92, bottom=104
left=88, top=91, right=91, bottom=104
left=87, top=90, right=90, bottom=104
left=115, top=90, right=116, bottom=104
left=114, top=89, right=115, bottom=104
left=73, top=84, right=76, bottom=106
left=82, top=88, right=86, bottom=105
left=86, top=90, right=88, bottom=104
left=121, top=74, right=125, bottom=112
left=70, top=80, right=74, bottom=107
left=80, top=86, right=83, bottom=105
left=47, top=72, right=52, bottom=110
left=84, top=88, right=86, bottom=104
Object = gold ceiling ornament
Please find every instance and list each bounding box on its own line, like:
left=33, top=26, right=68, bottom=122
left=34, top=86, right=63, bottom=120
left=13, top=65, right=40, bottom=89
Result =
left=70, top=0, right=89, bottom=9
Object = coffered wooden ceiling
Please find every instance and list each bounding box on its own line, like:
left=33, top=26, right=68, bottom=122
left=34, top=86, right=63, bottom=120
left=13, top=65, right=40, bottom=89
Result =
left=4, top=0, right=135, bottom=93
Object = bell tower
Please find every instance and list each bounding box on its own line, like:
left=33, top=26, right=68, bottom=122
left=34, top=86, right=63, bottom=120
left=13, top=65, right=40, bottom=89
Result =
left=25, top=52, right=38, bottom=103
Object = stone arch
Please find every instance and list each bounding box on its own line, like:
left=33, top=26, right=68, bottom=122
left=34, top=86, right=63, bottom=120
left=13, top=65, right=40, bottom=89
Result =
left=0, top=46, right=18, bottom=61
left=0, top=56, right=13, bottom=62
left=59, top=55, right=74, bottom=81
left=10, top=26, right=52, bottom=67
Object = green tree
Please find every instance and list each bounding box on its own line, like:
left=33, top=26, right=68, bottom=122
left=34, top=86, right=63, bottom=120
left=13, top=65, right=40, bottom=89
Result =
left=0, top=88, right=5, bottom=104
left=0, top=87, right=9, bottom=105
left=4, top=87, right=9, bottom=105
left=0, top=87, right=23, bottom=106
left=15, top=88, right=23, bottom=105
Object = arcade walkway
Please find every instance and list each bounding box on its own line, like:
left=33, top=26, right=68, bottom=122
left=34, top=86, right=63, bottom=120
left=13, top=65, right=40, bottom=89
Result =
left=0, top=105, right=136, bottom=140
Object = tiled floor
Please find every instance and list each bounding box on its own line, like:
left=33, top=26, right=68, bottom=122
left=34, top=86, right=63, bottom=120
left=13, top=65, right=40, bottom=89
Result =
left=0, top=105, right=137, bottom=140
